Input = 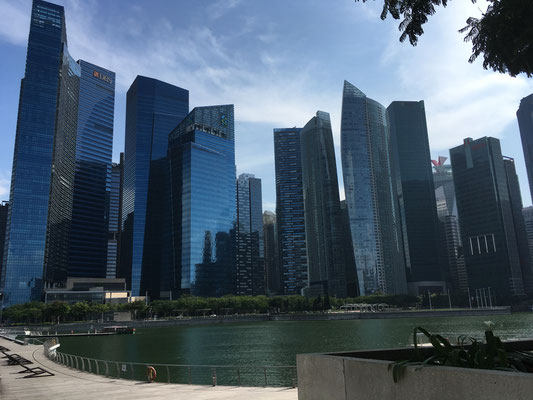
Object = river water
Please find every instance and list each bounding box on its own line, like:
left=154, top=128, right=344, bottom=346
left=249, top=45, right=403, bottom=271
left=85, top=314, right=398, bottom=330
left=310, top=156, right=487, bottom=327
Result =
left=56, top=313, right=533, bottom=386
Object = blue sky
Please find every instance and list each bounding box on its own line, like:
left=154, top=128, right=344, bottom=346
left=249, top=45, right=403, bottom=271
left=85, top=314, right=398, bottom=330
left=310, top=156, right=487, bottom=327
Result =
left=1, top=0, right=532, bottom=211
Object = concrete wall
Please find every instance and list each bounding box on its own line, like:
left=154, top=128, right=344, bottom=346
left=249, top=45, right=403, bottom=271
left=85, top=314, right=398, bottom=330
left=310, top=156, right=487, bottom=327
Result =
left=297, top=352, right=533, bottom=400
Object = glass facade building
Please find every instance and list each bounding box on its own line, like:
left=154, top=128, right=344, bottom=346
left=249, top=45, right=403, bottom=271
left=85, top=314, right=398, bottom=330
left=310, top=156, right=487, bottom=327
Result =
left=0, top=202, right=8, bottom=285
left=2, top=0, right=81, bottom=306
left=68, top=60, right=115, bottom=278
left=450, top=137, right=525, bottom=299
left=121, top=76, right=189, bottom=297
left=263, top=211, right=281, bottom=295
left=388, top=101, right=444, bottom=294
left=301, top=111, right=349, bottom=297
left=236, top=173, right=264, bottom=295
left=340, top=81, right=407, bottom=296
left=107, top=154, right=123, bottom=279
left=273, top=128, right=308, bottom=295
left=517, top=94, right=533, bottom=203
left=168, top=105, right=236, bottom=297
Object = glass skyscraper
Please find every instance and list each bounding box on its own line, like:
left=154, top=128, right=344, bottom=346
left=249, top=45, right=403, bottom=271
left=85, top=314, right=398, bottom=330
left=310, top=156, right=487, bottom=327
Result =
left=168, top=105, right=236, bottom=297
left=301, top=111, right=349, bottom=297
left=107, top=154, right=124, bottom=279
left=388, top=101, right=444, bottom=294
left=0, top=202, right=8, bottom=285
left=121, top=76, right=189, bottom=298
left=263, top=211, right=281, bottom=295
left=2, top=0, right=81, bottom=306
left=273, top=128, right=308, bottom=295
left=68, top=60, right=115, bottom=278
left=450, top=137, right=525, bottom=299
left=517, top=94, right=533, bottom=203
left=236, top=173, right=264, bottom=295
left=340, top=81, right=407, bottom=296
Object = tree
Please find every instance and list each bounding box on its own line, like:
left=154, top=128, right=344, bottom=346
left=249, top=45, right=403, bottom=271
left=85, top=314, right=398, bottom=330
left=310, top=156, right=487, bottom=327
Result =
left=354, top=0, right=533, bottom=77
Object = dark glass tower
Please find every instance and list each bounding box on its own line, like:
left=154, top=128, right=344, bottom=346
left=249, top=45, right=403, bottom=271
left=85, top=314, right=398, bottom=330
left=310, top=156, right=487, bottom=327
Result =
left=340, top=81, right=407, bottom=296
left=0, top=202, right=8, bottom=284
left=504, top=157, right=533, bottom=294
left=107, top=154, right=124, bottom=279
left=450, top=137, right=525, bottom=299
left=263, top=211, right=281, bottom=295
left=236, top=173, right=264, bottom=295
left=121, top=76, right=189, bottom=297
left=168, top=105, right=236, bottom=297
left=273, top=128, right=308, bottom=295
left=517, top=94, right=533, bottom=203
left=301, top=111, right=348, bottom=297
left=2, top=0, right=80, bottom=306
left=68, top=61, right=115, bottom=278
left=388, top=101, right=444, bottom=294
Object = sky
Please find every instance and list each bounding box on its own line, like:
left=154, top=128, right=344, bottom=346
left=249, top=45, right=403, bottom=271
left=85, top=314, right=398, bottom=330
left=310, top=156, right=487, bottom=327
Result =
left=0, top=0, right=532, bottom=212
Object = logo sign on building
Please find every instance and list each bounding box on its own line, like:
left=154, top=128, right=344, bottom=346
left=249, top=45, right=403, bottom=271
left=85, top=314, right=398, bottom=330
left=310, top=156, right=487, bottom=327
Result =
left=93, top=70, right=113, bottom=84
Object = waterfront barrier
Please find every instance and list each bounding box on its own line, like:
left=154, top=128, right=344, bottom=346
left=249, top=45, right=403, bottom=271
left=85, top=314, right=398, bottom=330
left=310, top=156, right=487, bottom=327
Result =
left=43, top=338, right=297, bottom=388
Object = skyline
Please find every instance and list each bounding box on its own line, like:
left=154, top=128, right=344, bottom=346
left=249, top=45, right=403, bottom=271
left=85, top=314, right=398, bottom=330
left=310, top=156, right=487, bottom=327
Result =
left=1, top=0, right=533, bottom=212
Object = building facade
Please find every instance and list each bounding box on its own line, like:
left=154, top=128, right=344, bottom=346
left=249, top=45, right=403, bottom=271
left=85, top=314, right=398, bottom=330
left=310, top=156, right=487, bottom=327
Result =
left=121, top=76, right=189, bottom=298
left=68, top=60, right=115, bottom=278
left=301, top=111, right=349, bottom=297
left=388, top=101, right=444, bottom=294
left=340, top=81, right=407, bottom=296
left=450, top=137, right=525, bottom=300
left=263, top=211, right=281, bottom=295
left=273, top=128, right=308, bottom=295
left=523, top=207, right=533, bottom=275
left=107, top=154, right=124, bottom=279
left=517, top=94, right=533, bottom=203
left=236, top=174, right=264, bottom=295
left=0, top=202, right=8, bottom=285
left=2, top=0, right=81, bottom=305
left=168, top=105, right=236, bottom=297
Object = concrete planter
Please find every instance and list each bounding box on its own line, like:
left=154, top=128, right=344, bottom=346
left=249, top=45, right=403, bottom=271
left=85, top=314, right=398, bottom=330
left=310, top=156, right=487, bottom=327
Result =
left=297, top=341, right=533, bottom=400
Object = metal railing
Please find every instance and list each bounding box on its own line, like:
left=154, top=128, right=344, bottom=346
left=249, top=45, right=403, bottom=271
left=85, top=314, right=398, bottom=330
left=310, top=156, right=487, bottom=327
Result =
left=43, top=339, right=296, bottom=388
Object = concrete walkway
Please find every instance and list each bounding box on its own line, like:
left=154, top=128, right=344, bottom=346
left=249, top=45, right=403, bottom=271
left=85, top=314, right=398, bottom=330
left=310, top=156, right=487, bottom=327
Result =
left=0, top=338, right=297, bottom=399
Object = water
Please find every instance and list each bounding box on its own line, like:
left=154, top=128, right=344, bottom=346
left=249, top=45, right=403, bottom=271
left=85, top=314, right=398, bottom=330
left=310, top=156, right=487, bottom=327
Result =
left=56, top=313, right=533, bottom=386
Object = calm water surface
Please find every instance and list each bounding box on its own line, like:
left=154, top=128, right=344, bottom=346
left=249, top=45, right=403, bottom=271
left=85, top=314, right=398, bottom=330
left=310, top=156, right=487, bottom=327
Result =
left=59, top=313, right=533, bottom=366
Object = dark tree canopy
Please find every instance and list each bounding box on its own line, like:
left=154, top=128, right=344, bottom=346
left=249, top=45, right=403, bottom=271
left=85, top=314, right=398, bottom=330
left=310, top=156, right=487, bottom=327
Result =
left=355, top=0, right=533, bottom=77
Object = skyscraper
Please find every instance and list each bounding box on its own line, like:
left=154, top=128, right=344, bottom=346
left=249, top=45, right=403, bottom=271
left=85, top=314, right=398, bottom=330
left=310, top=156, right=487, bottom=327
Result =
left=263, top=211, right=281, bottom=295
left=523, top=207, right=533, bottom=272
left=388, top=101, right=444, bottom=294
left=107, top=154, right=124, bottom=279
left=68, top=61, right=115, bottom=278
left=168, top=105, right=236, bottom=297
left=301, top=111, right=349, bottom=297
left=504, top=157, right=533, bottom=294
left=236, top=173, right=264, bottom=295
left=517, top=94, right=533, bottom=203
left=0, top=202, right=8, bottom=284
left=273, top=128, right=308, bottom=295
left=2, top=0, right=80, bottom=305
left=340, top=81, right=407, bottom=296
left=121, top=76, right=189, bottom=298
left=450, top=137, right=525, bottom=299
left=340, top=200, right=359, bottom=297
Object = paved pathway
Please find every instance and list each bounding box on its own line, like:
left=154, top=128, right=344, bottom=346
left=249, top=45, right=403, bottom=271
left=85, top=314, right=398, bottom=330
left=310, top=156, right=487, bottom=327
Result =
left=0, top=338, right=297, bottom=400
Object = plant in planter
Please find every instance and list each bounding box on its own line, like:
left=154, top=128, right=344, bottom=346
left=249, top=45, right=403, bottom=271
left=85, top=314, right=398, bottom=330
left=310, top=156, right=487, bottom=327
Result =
left=390, top=325, right=533, bottom=382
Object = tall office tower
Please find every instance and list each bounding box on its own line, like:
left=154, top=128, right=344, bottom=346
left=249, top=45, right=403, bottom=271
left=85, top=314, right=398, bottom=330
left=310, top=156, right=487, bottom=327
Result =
left=263, top=211, right=281, bottom=294
left=433, top=157, right=468, bottom=293
left=340, top=81, right=407, bottom=296
left=168, top=105, right=236, bottom=297
left=300, top=111, right=348, bottom=297
left=388, top=101, right=444, bottom=294
left=236, top=174, right=264, bottom=295
left=504, top=158, right=533, bottom=294
left=517, top=94, right=533, bottom=203
left=2, top=0, right=81, bottom=305
left=0, top=202, right=8, bottom=283
left=106, top=154, right=124, bottom=279
left=450, top=137, right=525, bottom=299
left=121, top=76, right=189, bottom=298
left=340, top=200, right=359, bottom=297
left=523, top=207, right=533, bottom=270
left=273, top=128, right=308, bottom=295
left=68, top=61, right=115, bottom=278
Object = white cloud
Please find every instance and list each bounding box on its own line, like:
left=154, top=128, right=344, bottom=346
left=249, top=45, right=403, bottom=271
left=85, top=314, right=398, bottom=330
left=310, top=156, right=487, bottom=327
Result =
left=0, top=170, right=11, bottom=199
left=0, top=0, right=30, bottom=45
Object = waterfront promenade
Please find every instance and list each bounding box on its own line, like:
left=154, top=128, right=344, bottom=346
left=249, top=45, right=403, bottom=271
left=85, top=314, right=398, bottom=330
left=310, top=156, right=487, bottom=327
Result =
left=0, top=338, right=297, bottom=399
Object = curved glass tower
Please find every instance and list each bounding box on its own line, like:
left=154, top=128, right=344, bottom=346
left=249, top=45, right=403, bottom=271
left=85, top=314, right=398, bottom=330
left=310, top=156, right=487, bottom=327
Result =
left=340, top=81, right=407, bottom=295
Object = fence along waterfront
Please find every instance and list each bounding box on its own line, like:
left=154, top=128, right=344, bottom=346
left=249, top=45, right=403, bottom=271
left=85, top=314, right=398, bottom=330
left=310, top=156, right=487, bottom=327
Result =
left=42, top=338, right=297, bottom=387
